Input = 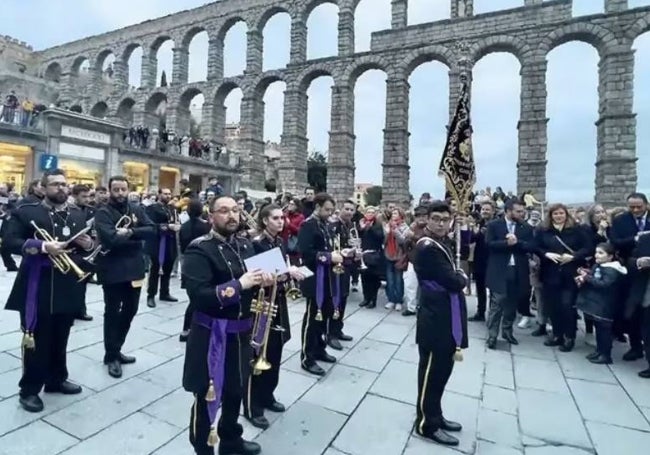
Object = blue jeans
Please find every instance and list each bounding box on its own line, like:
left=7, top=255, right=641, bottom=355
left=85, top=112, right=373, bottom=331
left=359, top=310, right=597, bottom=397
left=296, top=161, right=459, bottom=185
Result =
left=385, top=260, right=404, bottom=304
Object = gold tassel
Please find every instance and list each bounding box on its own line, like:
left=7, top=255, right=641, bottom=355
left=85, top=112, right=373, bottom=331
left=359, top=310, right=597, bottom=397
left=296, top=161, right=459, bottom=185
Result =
left=205, top=379, right=216, bottom=402
left=454, top=348, right=463, bottom=362
left=315, top=310, right=323, bottom=321
left=207, top=426, right=219, bottom=446
left=22, top=333, right=35, bottom=350
left=333, top=309, right=340, bottom=320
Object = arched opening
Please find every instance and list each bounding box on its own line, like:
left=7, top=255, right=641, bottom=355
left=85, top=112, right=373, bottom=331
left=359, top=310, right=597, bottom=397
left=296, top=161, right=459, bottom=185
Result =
left=90, top=102, right=108, bottom=119
left=212, top=84, right=244, bottom=154
left=97, top=51, right=116, bottom=81
left=222, top=20, right=248, bottom=77
left=179, top=89, right=205, bottom=139
left=124, top=44, right=143, bottom=89
left=354, top=69, right=387, bottom=189
left=260, top=80, right=286, bottom=189
left=71, top=57, right=90, bottom=78
left=116, top=98, right=136, bottom=126
left=306, top=75, right=334, bottom=191
left=408, top=0, right=450, bottom=25
left=44, top=62, right=62, bottom=83
left=474, top=0, right=522, bottom=14
left=187, top=29, right=209, bottom=83
left=355, top=0, right=390, bottom=53
left=408, top=61, right=449, bottom=200
left=145, top=92, right=168, bottom=131
left=472, top=53, right=521, bottom=200
left=262, top=11, right=291, bottom=70
left=307, top=3, right=339, bottom=60
left=70, top=105, right=83, bottom=113
left=547, top=42, right=598, bottom=203
left=633, top=31, right=650, bottom=193
left=153, top=37, right=174, bottom=87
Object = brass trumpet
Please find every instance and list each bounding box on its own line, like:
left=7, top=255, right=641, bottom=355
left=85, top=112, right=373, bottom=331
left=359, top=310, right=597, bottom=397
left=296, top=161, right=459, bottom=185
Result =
left=332, top=234, right=345, bottom=275
left=83, top=214, right=132, bottom=264
left=348, top=227, right=367, bottom=270
left=250, top=275, right=279, bottom=375
left=30, top=221, right=90, bottom=282
left=241, top=209, right=258, bottom=231
left=285, top=255, right=302, bottom=300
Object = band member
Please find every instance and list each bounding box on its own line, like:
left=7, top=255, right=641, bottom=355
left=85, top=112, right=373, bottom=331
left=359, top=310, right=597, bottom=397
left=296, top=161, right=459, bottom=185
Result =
left=3, top=169, right=94, bottom=412
left=413, top=201, right=468, bottom=447
left=95, top=176, right=155, bottom=378
left=326, top=199, right=357, bottom=349
left=244, top=203, right=304, bottom=429
left=297, top=193, right=342, bottom=376
left=182, top=195, right=268, bottom=455
left=146, top=188, right=180, bottom=308
left=71, top=183, right=94, bottom=322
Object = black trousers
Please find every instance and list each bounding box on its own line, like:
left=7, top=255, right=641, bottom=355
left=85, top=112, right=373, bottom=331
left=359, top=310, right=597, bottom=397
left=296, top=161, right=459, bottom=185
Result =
left=301, top=297, right=329, bottom=365
left=328, top=295, right=349, bottom=337
left=351, top=266, right=360, bottom=285
left=78, top=282, right=88, bottom=318
left=183, top=300, right=194, bottom=332
left=189, top=333, right=249, bottom=454
left=147, top=253, right=175, bottom=297
left=1, top=247, right=16, bottom=269
left=415, top=344, right=455, bottom=436
left=102, top=282, right=141, bottom=363
left=19, top=313, right=74, bottom=396
left=474, top=270, right=487, bottom=315
left=543, top=285, right=578, bottom=340
left=594, top=319, right=613, bottom=358
left=243, top=329, right=284, bottom=418
left=361, top=270, right=381, bottom=304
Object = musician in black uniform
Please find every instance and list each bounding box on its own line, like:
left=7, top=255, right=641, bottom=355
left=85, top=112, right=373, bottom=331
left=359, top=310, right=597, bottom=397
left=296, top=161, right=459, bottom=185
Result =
left=297, top=192, right=342, bottom=376
left=182, top=195, right=268, bottom=455
left=95, top=176, right=155, bottom=379
left=413, top=201, right=468, bottom=447
left=326, top=199, right=358, bottom=350
left=71, top=183, right=95, bottom=322
left=243, top=203, right=305, bottom=430
left=146, top=187, right=180, bottom=308
left=3, top=169, right=94, bottom=412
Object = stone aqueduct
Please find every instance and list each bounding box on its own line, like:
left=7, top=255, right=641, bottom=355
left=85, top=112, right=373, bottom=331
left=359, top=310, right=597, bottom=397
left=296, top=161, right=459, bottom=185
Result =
left=32, top=0, right=650, bottom=205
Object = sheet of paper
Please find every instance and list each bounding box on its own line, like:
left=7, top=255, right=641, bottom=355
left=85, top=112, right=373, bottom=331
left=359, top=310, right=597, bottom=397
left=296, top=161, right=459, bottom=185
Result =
left=244, top=247, right=288, bottom=275
left=297, top=266, right=314, bottom=278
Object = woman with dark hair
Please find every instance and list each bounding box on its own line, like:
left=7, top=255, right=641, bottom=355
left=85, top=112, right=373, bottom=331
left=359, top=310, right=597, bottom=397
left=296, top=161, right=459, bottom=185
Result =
left=281, top=197, right=305, bottom=266
left=358, top=206, right=385, bottom=309
left=178, top=199, right=211, bottom=342
left=534, top=203, right=591, bottom=352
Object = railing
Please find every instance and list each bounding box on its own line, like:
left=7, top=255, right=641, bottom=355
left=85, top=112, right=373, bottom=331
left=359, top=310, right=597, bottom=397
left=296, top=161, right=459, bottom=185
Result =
left=121, top=138, right=240, bottom=169
left=0, top=105, right=44, bottom=132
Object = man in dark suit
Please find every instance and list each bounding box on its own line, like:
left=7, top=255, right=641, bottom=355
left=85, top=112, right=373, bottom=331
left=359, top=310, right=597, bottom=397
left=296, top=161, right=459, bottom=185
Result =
left=626, top=234, right=650, bottom=379
left=468, top=201, right=495, bottom=321
left=611, top=192, right=650, bottom=361
left=485, top=199, right=533, bottom=349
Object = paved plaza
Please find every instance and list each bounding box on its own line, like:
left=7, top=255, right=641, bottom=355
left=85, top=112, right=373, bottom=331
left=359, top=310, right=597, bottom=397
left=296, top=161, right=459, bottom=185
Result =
left=0, top=269, right=650, bottom=455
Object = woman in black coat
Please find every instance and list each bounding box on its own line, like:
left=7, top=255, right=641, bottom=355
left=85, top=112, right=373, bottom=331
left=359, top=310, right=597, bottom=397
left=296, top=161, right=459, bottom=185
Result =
left=358, top=207, right=385, bottom=309
left=534, top=203, right=591, bottom=352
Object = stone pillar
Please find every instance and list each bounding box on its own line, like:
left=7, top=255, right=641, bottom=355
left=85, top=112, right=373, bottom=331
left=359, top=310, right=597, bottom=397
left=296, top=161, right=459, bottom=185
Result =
left=391, top=0, right=407, bottom=29
left=289, top=18, right=307, bottom=64
left=200, top=101, right=216, bottom=140
left=172, top=47, right=189, bottom=85
left=451, top=0, right=474, bottom=18
left=132, top=109, right=147, bottom=127
left=245, top=30, right=263, bottom=74
left=207, top=37, right=224, bottom=80
left=280, top=89, right=309, bottom=193
left=239, top=95, right=266, bottom=189
left=448, top=67, right=472, bottom=122
left=338, top=7, right=355, bottom=56
left=605, top=0, right=628, bottom=13
left=58, top=73, right=75, bottom=106
left=382, top=78, right=411, bottom=207
left=112, top=60, right=129, bottom=92
left=327, top=85, right=355, bottom=204
left=141, top=49, right=157, bottom=89
left=595, top=47, right=636, bottom=206
left=517, top=60, right=548, bottom=201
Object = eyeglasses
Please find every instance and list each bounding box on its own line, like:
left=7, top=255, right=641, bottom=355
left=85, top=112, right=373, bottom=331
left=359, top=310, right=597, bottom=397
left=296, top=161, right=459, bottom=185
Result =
left=214, top=207, right=241, bottom=215
left=430, top=216, right=452, bottom=224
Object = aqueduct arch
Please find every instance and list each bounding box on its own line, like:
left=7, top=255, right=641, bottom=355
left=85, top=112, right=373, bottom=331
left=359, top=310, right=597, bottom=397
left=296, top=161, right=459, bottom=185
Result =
left=34, top=0, right=650, bottom=205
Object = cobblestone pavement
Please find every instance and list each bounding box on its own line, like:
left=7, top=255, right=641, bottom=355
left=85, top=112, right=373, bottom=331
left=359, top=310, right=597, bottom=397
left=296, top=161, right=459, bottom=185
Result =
left=1, top=268, right=649, bottom=455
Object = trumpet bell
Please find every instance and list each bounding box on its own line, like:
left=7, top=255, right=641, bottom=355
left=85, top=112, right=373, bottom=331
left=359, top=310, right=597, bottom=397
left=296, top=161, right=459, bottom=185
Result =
left=286, top=288, right=302, bottom=300
left=253, top=357, right=272, bottom=374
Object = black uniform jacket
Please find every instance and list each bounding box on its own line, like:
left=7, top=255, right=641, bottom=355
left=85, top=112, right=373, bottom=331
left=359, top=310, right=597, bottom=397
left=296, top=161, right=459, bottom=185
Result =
left=94, top=202, right=155, bottom=284
left=179, top=218, right=211, bottom=254
left=297, top=215, right=334, bottom=301
left=4, top=202, right=89, bottom=315
left=330, top=219, right=357, bottom=297
left=181, top=231, right=256, bottom=393
left=414, top=235, right=468, bottom=353
left=145, top=202, right=178, bottom=260
left=252, top=232, right=291, bottom=343
left=485, top=218, right=533, bottom=297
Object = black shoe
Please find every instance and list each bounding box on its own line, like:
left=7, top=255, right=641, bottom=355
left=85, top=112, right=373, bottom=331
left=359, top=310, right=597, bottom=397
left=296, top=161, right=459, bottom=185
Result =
left=247, top=415, right=270, bottom=430
left=441, top=418, right=462, bottom=432
left=44, top=380, right=82, bottom=395
left=359, top=300, right=369, bottom=307
left=558, top=338, right=575, bottom=352
left=589, top=354, right=612, bottom=365
left=586, top=351, right=600, bottom=360
left=76, top=313, right=93, bottom=321
left=118, top=353, right=136, bottom=364
left=327, top=337, right=343, bottom=351
left=147, top=296, right=156, bottom=308
left=418, top=428, right=459, bottom=446
left=19, top=395, right=44, bottom=413
left=468, top=313, right=485, bottom=322
left=218, top=440, right=262, bottom=455
left=616, top=334, right=628, bottom=343
left=366, top=301, right=376, bottom=309
left=179, top=330, right=190, bottom=342
left=544, top=337, right=563, bottom=347
left=402, top=309, right=416, bottom=317
left=486, top=337, right=497, bottom=350
left=530, top=325, right=547, bottom=337
left=6, top=265, right=18, bottom=272
left=265, top=400, right=286, bottom=413
left=301, top=362, right=325, bottom=376
left=502, top=333, right=519, bottom=345
left=638, top=368, right=650, bottom=378
left=623, top=349, right=644, bottom=361
left=315, top=352, right=336, bottom=363
left=338, top=333, right=353, bottom=341
left=108, top=360, right=123, bottom=378
left=160, top=294, right=178, bottom=302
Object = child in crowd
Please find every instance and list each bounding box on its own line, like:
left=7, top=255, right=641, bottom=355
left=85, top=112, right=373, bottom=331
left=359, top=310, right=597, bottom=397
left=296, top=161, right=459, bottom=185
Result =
left=575, top=242, right=627, bottom=364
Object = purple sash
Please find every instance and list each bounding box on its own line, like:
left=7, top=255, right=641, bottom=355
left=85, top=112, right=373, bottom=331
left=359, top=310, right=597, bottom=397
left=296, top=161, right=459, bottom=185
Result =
left=24, top=255, right=51, bottom=342
left=158, top=235, right=167, bottom=265
left=332, top=273, right=341, bottom=315
left=251, top=311, right=268, bottom=356
left=421, top=280, right=463, bottom=350
left=192, top=312, right=253, bottom=428
left=316, top=263, right=326, bottom=315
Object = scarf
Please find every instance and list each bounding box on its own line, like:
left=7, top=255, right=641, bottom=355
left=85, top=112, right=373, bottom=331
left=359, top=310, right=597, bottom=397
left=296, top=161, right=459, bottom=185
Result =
left=385, top=219, right=401, bottom=259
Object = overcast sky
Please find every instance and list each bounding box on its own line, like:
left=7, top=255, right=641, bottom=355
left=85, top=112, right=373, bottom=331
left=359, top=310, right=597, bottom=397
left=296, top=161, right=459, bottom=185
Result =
left=4, top=0, right=650, bottom=202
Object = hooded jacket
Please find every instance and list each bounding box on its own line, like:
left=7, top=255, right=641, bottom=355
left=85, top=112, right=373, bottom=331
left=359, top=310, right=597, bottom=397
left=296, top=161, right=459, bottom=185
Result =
left=576, top=261, right=627, bottom=322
